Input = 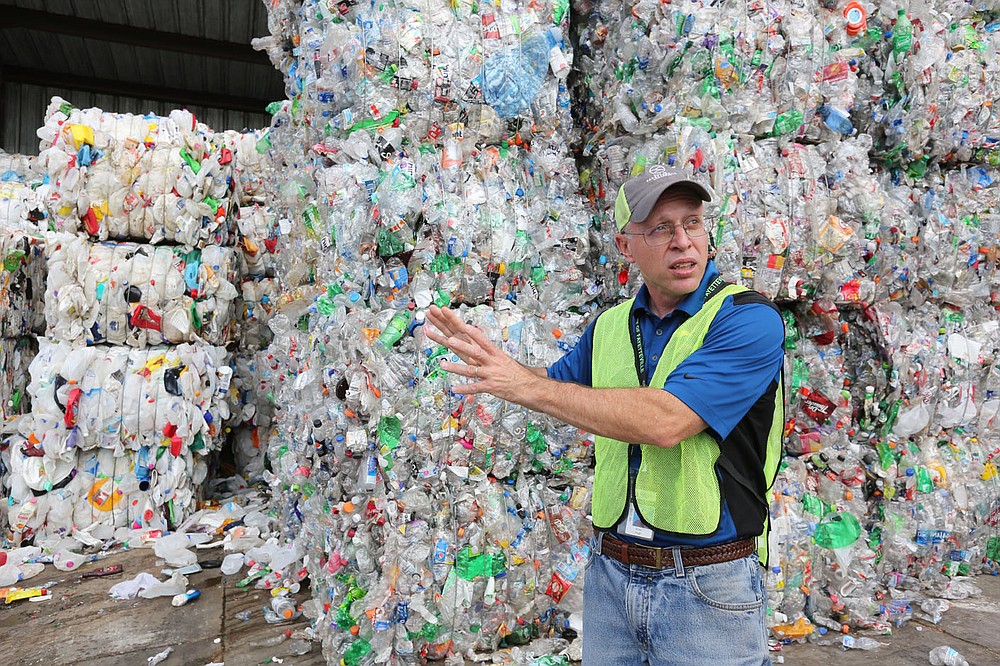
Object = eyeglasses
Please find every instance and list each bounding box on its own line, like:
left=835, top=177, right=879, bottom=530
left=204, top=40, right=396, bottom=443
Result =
left=620, top=218, right=708, bottom=246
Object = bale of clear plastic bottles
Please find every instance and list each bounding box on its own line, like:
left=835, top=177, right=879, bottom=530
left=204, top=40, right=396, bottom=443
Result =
left=572, top=0, right=1000, bottom=650
left=250, top=1, right=596, bottom=662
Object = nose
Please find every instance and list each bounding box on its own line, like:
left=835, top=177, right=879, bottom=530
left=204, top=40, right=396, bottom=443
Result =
left=667, top=224, right=695, bottom=249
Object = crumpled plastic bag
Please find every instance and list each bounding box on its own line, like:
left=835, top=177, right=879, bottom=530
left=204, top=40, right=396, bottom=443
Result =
left=153, top=532, right=213, bottom=567
left=109, top=572, right=161, bottom=599
left=110, top=571, right=188, bottom=600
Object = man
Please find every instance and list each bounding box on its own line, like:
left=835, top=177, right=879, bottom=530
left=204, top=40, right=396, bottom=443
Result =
left=425, top=167, right=785, bottom=665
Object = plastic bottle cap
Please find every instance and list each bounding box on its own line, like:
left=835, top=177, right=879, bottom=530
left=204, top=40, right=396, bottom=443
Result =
left=844, top=2, right=867, bottom=36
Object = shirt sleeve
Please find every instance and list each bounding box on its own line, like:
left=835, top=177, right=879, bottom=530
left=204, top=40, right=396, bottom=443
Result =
left=546, top=319, right=596, bottom=387
left=662, top=299, right=784, bottom=440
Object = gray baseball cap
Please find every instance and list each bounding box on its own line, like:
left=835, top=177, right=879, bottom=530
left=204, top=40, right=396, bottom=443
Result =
left=614, top=166, right=711, bottom=231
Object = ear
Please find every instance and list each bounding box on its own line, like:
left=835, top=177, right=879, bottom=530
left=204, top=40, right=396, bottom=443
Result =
left=614, top=233, right=634, bottom=263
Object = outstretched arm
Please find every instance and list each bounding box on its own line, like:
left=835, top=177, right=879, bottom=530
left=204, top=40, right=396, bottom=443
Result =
left=424, top=306, right=706, bottom=448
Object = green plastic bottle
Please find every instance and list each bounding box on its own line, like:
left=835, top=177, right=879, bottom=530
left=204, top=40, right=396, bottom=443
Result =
left=455, top=547, right=507, bottom=580
left=893, top=10, right=913, bottom=61
left=770, top=109, right=803, bottom=137
left=341, top=638, right=372, bottom=666
left=812, top=512, right=861, bottom=549
left=376, top=308, right=413, bottom=351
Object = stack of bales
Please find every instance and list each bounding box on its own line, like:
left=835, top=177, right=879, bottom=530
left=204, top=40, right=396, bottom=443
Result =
left=6, top=99, right=239, bottom=545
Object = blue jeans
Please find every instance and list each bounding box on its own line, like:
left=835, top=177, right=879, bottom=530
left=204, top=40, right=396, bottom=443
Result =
left=582, top=535, right=770, bottom=666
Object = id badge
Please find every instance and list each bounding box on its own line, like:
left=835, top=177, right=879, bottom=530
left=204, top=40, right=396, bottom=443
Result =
left=618, top=503, right=654, bottom=540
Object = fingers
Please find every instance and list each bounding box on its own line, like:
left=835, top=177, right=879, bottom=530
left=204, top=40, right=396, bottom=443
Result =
left=441, top=334, right=482, bottom=362
left=462, top=323, right=499, bottom=355
left=436, top=358, right=486, bottom=397
left=439, top=359, right=479, bottom=379
left=424, top=326, right=479, bottom=366
left=447, top=383, right=479, bottom=395
left=425, top=305, right=448, bottom=332
left=425, top=307, right=488, bottom=359
left=423, top=324, right=448, bottom=346
left=427, top=305, right=466, bottom=340
left=422, top=307, right=501, bottom=396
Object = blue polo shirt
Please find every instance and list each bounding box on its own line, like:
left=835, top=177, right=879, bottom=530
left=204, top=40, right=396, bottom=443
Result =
left=547, top=262, right=785, bottom=547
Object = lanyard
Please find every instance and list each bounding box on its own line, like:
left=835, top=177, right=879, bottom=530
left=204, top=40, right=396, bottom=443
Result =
left=628, top=275, right=730, bottom=388
left=629, top=312, right=648, bottom=387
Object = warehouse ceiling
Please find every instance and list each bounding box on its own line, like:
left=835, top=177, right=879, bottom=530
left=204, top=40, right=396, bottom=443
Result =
left=0, top=0, right=286, bottom=149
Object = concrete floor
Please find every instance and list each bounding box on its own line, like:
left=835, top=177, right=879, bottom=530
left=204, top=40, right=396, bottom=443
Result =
left=777, top=574, right=1000, bottom=665
left=0, top=546, right=324, bottom=665
left=2, top=545, right=1000, bottom=665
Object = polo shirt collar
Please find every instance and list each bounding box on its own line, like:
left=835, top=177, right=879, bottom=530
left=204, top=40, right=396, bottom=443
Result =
left=631, top=260, right=721, bottom=321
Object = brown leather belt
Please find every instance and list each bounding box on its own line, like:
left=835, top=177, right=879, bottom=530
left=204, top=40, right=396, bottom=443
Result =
left=599, top=533, right=755, bottom=569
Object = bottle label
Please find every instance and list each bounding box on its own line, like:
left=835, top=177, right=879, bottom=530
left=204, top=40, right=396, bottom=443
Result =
left=545, top=571, right=570, bottom=602
left=800, top=390, right=836, bottom=423
left=915, top=529, right=949, bottom=546
left=433, top=538, right=450, bottom=564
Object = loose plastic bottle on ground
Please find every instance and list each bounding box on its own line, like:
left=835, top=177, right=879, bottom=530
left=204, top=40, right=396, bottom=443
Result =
left=928, top=645, right=969, bottom=666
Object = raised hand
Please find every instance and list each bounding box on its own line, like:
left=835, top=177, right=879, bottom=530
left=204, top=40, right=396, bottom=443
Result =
left=424, top=305, right=541, bottom=402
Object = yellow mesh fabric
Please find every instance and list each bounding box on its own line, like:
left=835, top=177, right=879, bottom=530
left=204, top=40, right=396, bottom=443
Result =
left=633, top=285, right=745, bottom=534
left=758, top=378, right=785, bottom=564
left=634, top=432, right=721, bottom=535
left=591, top=299, right=637, bottom=529
left=591, top=285, right=748, bottom=535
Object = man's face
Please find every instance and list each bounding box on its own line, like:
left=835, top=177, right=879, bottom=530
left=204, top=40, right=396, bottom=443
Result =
left=614, top=189, right=709, bottom=314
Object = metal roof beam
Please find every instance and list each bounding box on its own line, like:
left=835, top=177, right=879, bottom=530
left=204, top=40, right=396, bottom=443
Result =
left=4, top=66, right=272, bottom=114
left=2, top=6, right=268, bottom=65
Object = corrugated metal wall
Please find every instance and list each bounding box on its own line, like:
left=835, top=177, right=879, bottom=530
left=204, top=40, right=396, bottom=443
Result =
left=1, top=82, right=271, bottom=155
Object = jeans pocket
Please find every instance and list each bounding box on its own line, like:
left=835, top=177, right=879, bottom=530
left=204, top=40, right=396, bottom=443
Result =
left=583, top=534, right=598, bottom=572
left=687, top=557, right=764, bottom=612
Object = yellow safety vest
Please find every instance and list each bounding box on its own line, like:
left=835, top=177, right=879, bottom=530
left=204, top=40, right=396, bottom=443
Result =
left=590, top=283, right=783, bottom=562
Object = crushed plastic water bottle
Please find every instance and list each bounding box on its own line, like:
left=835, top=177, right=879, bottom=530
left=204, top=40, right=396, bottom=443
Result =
left=928, top=645, right=969, bottom=666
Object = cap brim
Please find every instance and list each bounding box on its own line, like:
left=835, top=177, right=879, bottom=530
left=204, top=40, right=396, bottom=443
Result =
left=627, top=180, right=711, bottom=229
